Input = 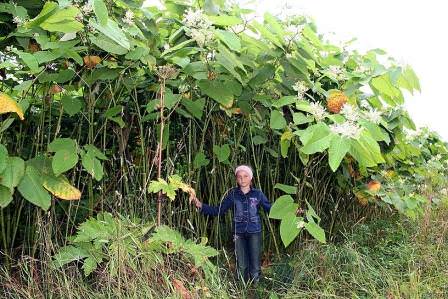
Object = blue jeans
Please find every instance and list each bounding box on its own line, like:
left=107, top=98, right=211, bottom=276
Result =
left=234, top=232, right=261, bottom=283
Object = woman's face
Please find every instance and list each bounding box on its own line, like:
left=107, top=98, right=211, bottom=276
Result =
left=236, top=171, right=251, bottom=188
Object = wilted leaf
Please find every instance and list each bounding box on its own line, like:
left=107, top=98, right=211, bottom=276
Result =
left=43, top=174, right=81, bottom=200
left=0, top=93, right=25, bottom=120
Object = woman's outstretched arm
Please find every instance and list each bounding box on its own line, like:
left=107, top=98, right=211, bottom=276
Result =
left=190, top=191, right=234, bottom=216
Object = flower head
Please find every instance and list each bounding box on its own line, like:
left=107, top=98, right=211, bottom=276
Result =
left=292, top=81, right=309, bottom=98
left=330, top=121, right=363, bottom=139
left=340, top=103, right=359, bottom=122
left=122, top=10, right=134, bottom=25
left=364, top=109, right=382, bottom=124
left=309, top=102, right=327, bottom=121
left=182, top=8, right=211, bottom=30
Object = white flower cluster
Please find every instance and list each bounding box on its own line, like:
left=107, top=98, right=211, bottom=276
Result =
left=355, top=64, right=370, bottom=74
left=284, top=24, right=304, bottom=42
left=340, top=103, right=359, bottom=122
left=81, top=3, right=93, bottom=15
left=122, top=10, right=134, bottom=25
left=0, top=50, right=23, bottom=83
left=12, top=16, right=25, bottom=26
left=292, top=80, right=309, bottom=99
left=329, top=121, right=363, bottom=139
left=182, top=9, right=214, bottom=47
left=309, top=102, right=327, bottom=121
left=328, top=65, right=343, bottom=77
left=363, top=109, right=382, bottom=124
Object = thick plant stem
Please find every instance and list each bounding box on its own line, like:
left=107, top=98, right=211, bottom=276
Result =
left=157, top=78, right=166, bottom=226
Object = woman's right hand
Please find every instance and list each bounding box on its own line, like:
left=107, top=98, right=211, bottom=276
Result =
left=188, top=191, right=202, bottom=209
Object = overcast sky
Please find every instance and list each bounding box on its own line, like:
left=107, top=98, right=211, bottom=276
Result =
left=238, top=0, right=448, bottom=141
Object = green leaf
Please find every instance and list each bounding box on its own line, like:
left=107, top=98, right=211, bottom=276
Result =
left=212, top=144, right=231, bottom=163
left=89, top=33, right=129, bottom=55
left=272, top=96, right=297, bottom=108
left=207, top=15, right=242, bottom=26
left=251, top=21, right=283, bottom=49
left=370, top=74, right=403, bottom=105
left=82, top=256, right=99, bottom=276
left=270, top=110, right=287, bottom=130
left=0, top=144, right=7, bottom=173
left=81, top=152, right=103, bottom=181
left=280, top=213, right=302, bottom=247
left=0, top=156, right=25, bottom=192
left=53, top=245, right=89, bottom=268
left=274, top=183, right=297, bottom=195
left=293, top=112, right=313, bottom=125
left=269, top=195, right=298, bottom=219
left=17, top=166, right=51, bottom=210
left=397, top=66, right=420, bottom=94
left=304, top=221, right=326, bottom=243
left=252, top=135, right=267, bottom=145
left=48, top=138, right=77, bottom=153
left=27, top=2, right=58, bottom=27
left=52, top=150, right=78, bottom=176
left=90, top=19, right=130, bottom=50
left=61, top=95, right=82, bottom=116
left=193, top=152, right=209, bottom=169
left=328, top=134, right=350, bottom=172
left=299, top=123, right=332, bottom=154
left=93, top=0, right=108, bottom=25
left=215, top=45, right=246, bottom=82
left=181, top=98, right=205, bottom=119
left=216, top=30, right=241, bottom=52
left=84, top=145, right=107, bottom=160
left=198, top=80, right=234, bottom=108
left=280, top=130, right=293, bottom=158
left=16, top=52, right=39, bottom=74
left=40, top=7, right=83, bottom=33
left=0, top=186, right=13, bottom=208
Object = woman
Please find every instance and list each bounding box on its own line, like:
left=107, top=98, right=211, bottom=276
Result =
left=190, top=165, right=271, bottom=283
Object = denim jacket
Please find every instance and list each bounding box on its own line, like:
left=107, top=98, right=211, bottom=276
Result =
left=200, top=187, right=271, bottom=234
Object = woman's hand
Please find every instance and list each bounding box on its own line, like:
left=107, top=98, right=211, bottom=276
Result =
left=188, top=190, right=202, bottom=209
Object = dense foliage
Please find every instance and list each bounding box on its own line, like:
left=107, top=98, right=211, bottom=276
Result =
left=0, top=0, right=447, bottom=297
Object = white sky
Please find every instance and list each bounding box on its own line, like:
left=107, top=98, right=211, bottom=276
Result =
left=238, top=0, right=448, bottom=141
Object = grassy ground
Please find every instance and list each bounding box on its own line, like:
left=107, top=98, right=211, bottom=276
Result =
left=1, top=205, right=447, bottom=299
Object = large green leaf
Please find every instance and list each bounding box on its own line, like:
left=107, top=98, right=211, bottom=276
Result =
left=304, top=221, right=326, bottom=244
left=269, top=195, right=298, bottom=220
left=81, top=152, right=104, bottom=181
left=212, top=144, right=231, bottom=163
left=328, top=134, right=350, bottom=172
left=48, top=138, right=77, bottom=153
left=40, top=7, right=83, bottom=33
left=280, top=213, right=302, bottom=247
left=93, top=0, right=108, bottom=25
left=299, top=123, right=332, bottom=154
left=216, top=30, right=241, bottom=52
left=52, top=150, right=79, bottom=176
left=370, top=74, right=403, bottom=105
left=274, top=183, right=297, bottom=195
left=193, top=152, right=210, bottom=169
left=61, top=95, right=83, bottom=116
left=198, top=80, right=234, bottom=108
left=89, top=33, right=129, bottom=55
left=0, top=186, right=13, bottom=208
left=181, top=98, right=205, bottom=119
left=27, top=1, right=58, bottom=27
left=90, top=19, right=130, bottom=50
left=270, top=110, right=287, bottom=130
left=0, top=156, right=25, bottom=192
left=0, top=144, right=7, bottom=173
left=207, top=15, right=242, bottom=26
left=397, top=66, right=420, bottom=94
left=17, top=166, right=51, bottom=210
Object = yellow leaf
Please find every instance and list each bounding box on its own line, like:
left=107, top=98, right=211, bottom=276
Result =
left=0, top=93, right=24, bottom=120
left=42, top=175, right=81, bottom=200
